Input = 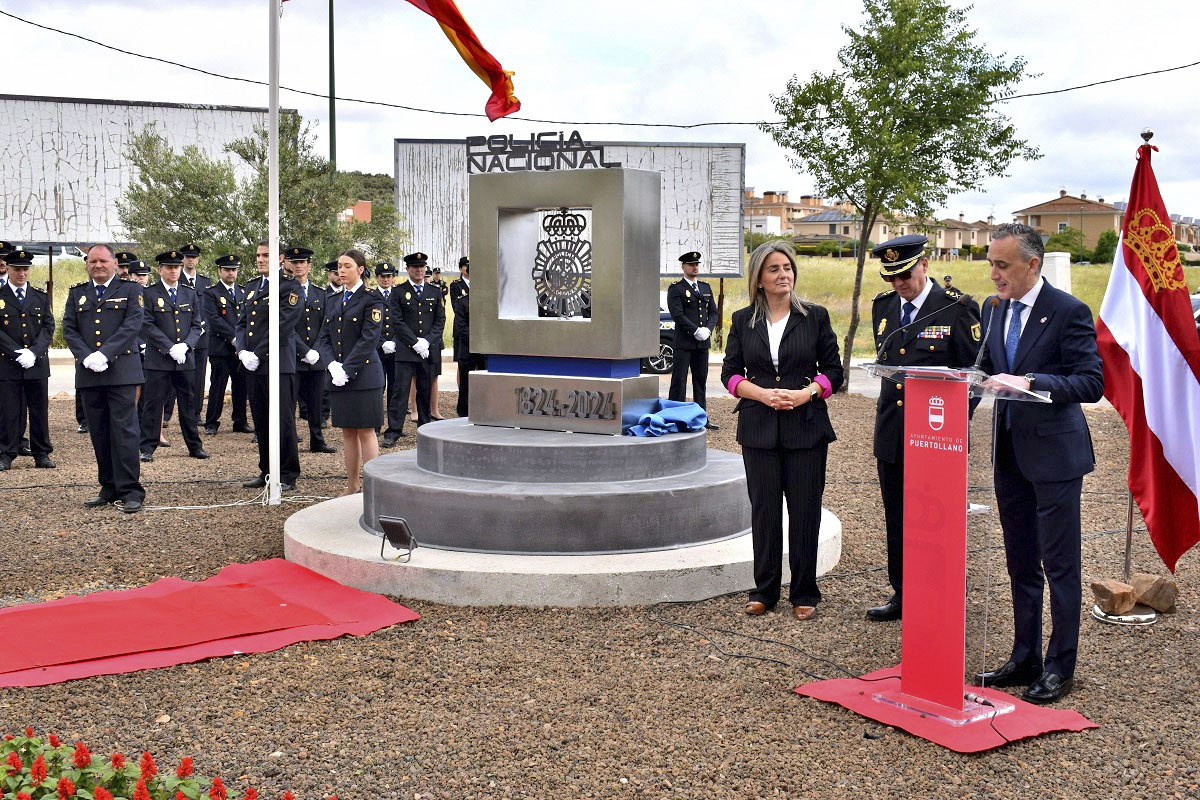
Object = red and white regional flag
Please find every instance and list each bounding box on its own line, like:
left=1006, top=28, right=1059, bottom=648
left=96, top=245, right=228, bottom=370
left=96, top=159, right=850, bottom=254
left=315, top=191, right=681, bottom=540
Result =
left=1097, top=144, right=1200, bottom=572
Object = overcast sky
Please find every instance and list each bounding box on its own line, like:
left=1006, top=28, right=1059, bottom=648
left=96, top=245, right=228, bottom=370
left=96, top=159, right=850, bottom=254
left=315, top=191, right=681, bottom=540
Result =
left=5, top=0, right=1199, bottom=223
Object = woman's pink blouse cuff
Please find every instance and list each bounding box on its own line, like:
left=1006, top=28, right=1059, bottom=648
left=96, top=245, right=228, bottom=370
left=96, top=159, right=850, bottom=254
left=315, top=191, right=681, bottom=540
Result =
left=814, top=374, right=833, bottom=398
left=727, top=375, right=746, bottom=396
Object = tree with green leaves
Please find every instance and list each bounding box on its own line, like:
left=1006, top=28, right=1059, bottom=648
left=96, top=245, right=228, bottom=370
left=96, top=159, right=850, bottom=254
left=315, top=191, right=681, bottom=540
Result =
left=1092, top=228, right=1119, bottom=264
left=118, top=113, right=407, bottom=283
left=1045, top=226, right=1088, bottom=262
left=762, top=0, right=1040, bottom=383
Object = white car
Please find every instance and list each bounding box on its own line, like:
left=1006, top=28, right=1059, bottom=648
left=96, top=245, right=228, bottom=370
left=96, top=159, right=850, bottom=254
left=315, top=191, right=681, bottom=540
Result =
left=19, top=244, right=86, bottom=265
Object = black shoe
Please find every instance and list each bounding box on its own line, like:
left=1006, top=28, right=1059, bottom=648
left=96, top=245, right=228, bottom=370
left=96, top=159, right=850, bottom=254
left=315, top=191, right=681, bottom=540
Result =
left=310, top=441, right=336, bottom=454
left=381, top=435, right=399, bottom=448
left=119, top=499, right=143, bottom=514
left=973, top=659, right=1043, bottom=688
left=0, top=456, right=11, bottom=471
left=866, top=596, right=902, bottom=621
left=77, top=423, right=89, bottom=434
left=34, top=456, right=56, bottom=469
left=84, top=495, right=115, bottom=508
left=140, top=451, right=155, bottom=463
left=18, top=445, right=33, bottom=457
left=189, top=449, right=211, bottom=459
left=203, top=425, right=219, bottom=436
left=704, top=422, right=720, bottom=431
left=280, top=482, right=296, bottom=493
left=233, top=424, right=254, bottom=433
left=320, top=419, right=328, bottom=429
left=242, top=476, right=267, bottom=489
left=1022, top=672, right=1074, bottom=704
left=250, top=434, right=258, bottom=443
left=158, top=440, right=171, bottom=448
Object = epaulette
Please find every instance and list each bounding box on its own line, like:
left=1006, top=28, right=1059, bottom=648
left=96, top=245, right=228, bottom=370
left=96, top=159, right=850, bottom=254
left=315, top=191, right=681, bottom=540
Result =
left=945, top=287, right=963, bottom=298
left=873, top=289, right=895, bottom=301
left=71, top=280, right=88, bottom=289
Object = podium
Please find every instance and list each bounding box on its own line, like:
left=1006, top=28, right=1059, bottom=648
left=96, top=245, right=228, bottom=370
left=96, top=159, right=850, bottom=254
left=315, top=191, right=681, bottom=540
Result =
left=863, top=364, right=1050, bottom=725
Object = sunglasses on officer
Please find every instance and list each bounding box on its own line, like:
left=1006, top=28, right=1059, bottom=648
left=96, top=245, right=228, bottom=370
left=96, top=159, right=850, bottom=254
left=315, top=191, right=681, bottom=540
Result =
left=883, top=269, right=914, bottom=283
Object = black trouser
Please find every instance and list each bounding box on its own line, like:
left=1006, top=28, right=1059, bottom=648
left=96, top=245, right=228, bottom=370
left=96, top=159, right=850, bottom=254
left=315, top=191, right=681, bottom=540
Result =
left=141, top=369, right=203, bottom=454
left=75, top=392, right=86, bottom=426
left=742, top=441, right=828, bottom=608
left=80, top=384, right=144, bottom=503
left=876, top=453, right=905, bottom=599
left=668, top=346, right=709, bottom=408
left=394, top=359, right=433, bottom=428
left=455, top=354, right=486, bottom=417
left=17, top=390, right=30, bottom=451
left=191, top=346, right=208, bottom=420
left=247, top=372, right=301, bottom=484
left=204, top=352, right=248, bottom=429
left=1, top=379, right=50, bottom=457
left=381, top=351, right=403, bottom=435
left=295, top=371, right=328, bottom=445
left=994, top=423, right=1083, bottom=680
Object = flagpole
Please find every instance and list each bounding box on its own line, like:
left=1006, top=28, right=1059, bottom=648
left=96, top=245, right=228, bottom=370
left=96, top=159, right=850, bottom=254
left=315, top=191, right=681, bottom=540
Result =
left=267, top=0, right=282, bottom=505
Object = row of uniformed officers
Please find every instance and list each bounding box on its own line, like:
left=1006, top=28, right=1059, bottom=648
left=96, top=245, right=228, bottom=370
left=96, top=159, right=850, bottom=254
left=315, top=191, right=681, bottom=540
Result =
left=0, top=241, right=478, bottom=505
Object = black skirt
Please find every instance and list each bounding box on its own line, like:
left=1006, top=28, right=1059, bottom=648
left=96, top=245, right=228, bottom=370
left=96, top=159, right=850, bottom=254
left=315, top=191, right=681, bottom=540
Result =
left=330, top=387, right=384, bottom=429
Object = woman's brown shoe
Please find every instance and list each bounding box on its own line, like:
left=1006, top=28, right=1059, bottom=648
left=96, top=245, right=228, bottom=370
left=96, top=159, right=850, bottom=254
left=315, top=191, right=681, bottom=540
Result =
left=792, top=605, right=817, bottom=621
left=744, top=601, right=768, bottom=616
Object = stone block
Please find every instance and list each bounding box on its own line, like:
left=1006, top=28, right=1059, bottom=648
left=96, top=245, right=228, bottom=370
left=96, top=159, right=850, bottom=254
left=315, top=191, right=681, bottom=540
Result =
left=1090, top=578, right=1137, bottom=615
left=1130, top=572, right=1178, bottom=614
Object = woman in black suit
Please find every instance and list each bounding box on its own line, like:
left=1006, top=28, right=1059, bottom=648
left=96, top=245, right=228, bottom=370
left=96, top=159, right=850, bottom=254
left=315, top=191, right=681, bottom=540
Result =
left=318, top=249, right=385, bottom=495
left=720, top=241, right=843, bottom=620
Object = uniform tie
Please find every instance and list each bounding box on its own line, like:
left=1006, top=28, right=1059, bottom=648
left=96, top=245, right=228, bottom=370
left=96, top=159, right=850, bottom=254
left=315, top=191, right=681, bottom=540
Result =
left=413, top=283, right=422, bottom=299
left=1005, top=300, right=1025, bottom=368
left=95, top=283, right=105, bottom=302
left=383, top=289, right=390, bottom=299
left=169, top=286, right=177, bottom=305
left=302, top=283, right=308, bottom=302
left=15, top=286, right=25, bottom=306
left=900, top=301, right=916, bottom=328
left=344, top=290, right=352, bottom=305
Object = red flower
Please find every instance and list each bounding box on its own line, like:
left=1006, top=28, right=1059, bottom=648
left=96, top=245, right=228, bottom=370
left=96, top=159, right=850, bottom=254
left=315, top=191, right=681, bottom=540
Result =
left=133, top=778, right=152, bottom=800
left=72, top=743, right=92, bottom=769
left=242, top=789, right=258, bottom=800
left=176, top=793, right=188, bottom=800
left=3, top=734, right=13, bottom=741
left=25, top=727, right=34, bottom=737
left=17, top=793, right=32, bottom=800
left=57, top=777, right=76, bottom=800
left=209, top=776, right=228, bottom=800
left=177, top=756, right=195, bottom=778
left=94, top=790, right=114, bottom=800
left=282, top=793, right=295, bottom=800
left=6, top=751, right=23, bottom=771
left=49, top=734, right=62, bottom=748
left=31, top=754, right=47, bottom=783
left=112, top=752, right=125, bottom=769
left=140, top=751, right=158, bottom=781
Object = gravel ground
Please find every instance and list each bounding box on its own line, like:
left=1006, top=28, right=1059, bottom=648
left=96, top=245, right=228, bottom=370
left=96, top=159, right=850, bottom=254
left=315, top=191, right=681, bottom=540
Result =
left=1, top=392, right=1197, bottom=800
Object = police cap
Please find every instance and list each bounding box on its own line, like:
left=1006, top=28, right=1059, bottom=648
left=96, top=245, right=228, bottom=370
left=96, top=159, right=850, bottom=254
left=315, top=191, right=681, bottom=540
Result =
left=375, top=262, right=398, bottom=277
left=215, top=254, right=242, bottom=269
left=403, top=252, right=429, bottom=267
left=678, top=251, right=702, bottom=264
left=4, top=249, right=33, bottom=268
left=872, top=234, right=928, bottom=277
left=180, top=243, right=202, bottom=257
left=284, top=246, right=314, bottom=262
left=128, top=260, right=151, bottom=275
left=155, top=250, right=184, bottom=266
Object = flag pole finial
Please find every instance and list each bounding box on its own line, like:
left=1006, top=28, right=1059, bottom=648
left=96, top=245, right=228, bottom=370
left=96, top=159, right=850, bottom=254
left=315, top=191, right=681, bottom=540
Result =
left=1141, top=128, right=1154, bottom=143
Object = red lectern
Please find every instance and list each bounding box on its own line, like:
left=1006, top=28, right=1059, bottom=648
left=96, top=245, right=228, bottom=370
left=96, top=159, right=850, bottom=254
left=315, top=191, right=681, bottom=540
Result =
left=863, top=365, right=1049, bottom=726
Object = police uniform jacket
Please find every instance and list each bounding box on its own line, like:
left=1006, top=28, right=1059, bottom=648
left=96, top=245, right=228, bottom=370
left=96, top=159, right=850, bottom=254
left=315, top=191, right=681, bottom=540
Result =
left=234, top=274, right=304, bottom=375
left=294, top=281, right=328, bottom=371
left=182, top=272, right=214, bottom=349
left=141, top=281, right=204, bottom=372
left=0, top=283, right=54, bottom=380
left=719, top=303, right=843, bottom=450
left=318, top=285, right=385, bottom=391
left=388, top=280, right=445, bottom=364
left=373, top=288, right=396, bottom=352
left=871, top=282, right=981, bottom=463
left=667, top=277, right=717, bottom=351
left=205, top=282, right=245, bottom=358
left=62, top=278, right=145, bottom=387
left=451, top=281, right=471, bottom=360
left=448, top=277, right=469, bottom=304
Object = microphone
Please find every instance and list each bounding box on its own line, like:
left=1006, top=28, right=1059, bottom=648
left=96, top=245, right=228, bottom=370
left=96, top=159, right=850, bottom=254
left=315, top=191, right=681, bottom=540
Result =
left=964, top=691, right=994, bottom=707
left=971, top=297, right=1001, bottom=371
left=876, top=292, right=972, bottom=359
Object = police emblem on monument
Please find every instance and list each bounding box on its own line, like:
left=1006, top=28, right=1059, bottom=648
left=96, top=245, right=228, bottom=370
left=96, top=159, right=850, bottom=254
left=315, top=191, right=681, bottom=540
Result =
left=532, top=208, right=592, bottom=317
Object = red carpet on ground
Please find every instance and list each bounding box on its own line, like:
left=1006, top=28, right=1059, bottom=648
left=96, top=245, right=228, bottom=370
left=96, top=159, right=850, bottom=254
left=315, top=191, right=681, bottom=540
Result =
left=0, top=560, right=419, bottom=687
left=797, top=666, right=1098, bottom=752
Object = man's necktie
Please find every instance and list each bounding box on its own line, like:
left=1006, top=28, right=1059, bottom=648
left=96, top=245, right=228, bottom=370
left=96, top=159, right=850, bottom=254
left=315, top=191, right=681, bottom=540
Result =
left=900, top=301, right=916, bottom=328
left=344, top=290, right=352, bottom=306
left=1005, top=300, right=1025, bottom=368
left=15, top=287, right=24, bottom=306
left=95, top=284, right=104, bottom=302
left=302, top=284, right=308, bottom=302
left=414, top=284, right=422, bottom=299
left=383, top=289, right=389, bottom=299
left=169, top=287, right=177, bottom=305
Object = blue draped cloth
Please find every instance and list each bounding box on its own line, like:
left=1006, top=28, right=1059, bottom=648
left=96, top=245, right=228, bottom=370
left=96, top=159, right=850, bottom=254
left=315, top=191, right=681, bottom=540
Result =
left=624, top=399, right=707, bottom=437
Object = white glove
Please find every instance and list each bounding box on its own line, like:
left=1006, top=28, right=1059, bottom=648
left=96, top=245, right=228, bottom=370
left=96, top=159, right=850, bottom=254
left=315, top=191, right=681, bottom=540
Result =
left=238, top=350, right=260, bottom=371
left=169, top=343, right=189, bottom=363
left=15, top=349, right=36, bottom=369
left=412, top=337, right=430, bottom=359
left=328, top=361, right=349, bottom=387
left=303, top=349, right=320, bottom=365
left=82, top=351, right=109, bottom=372
left=140, top=343, right=147, bottom=356
left=381, top=340, right=396, bottom=355
left=694, top=326, right=711, bottom=342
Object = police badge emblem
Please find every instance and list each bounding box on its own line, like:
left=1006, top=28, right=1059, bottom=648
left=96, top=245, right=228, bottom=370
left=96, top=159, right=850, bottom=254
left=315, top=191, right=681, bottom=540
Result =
left=885, top=248, right=899, bottom=262
left=971, top=322, right=981, bottom=341
left=288, top=292, right=299, bottom=306
left=877, top=318, right=887, bottom=336
left=532, top=208, right=592, bottom=317
left=157, top=297, right=165, bottom=308
left=371, top=307, right=382, bottom=323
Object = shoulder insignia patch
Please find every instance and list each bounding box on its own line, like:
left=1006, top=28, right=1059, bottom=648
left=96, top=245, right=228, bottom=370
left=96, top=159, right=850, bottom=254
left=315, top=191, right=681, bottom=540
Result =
left=371, top=307, right=382, bottom=323
left=78, top=295, right=87, bottom=306
left=288, top=292, right=299, bottom=306
left=971, top=322, right=981, bottom=341
left=138, top=295, right=144, bottom=307
left=874, top=289, right=895, bottom=301
left=877, top=318, right=886, bottom=336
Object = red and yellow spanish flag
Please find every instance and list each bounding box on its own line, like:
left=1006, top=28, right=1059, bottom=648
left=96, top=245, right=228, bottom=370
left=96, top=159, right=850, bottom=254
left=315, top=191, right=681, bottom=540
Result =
left=404, top=0, right=520, bottom=121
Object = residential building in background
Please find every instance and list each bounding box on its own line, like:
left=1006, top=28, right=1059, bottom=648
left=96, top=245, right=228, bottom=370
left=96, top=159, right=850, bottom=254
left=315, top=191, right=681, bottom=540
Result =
left=1013, top=190, right=1122, bottom=250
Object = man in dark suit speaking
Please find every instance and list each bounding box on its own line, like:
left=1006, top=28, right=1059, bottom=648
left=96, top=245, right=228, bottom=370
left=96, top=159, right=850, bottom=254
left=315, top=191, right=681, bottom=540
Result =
left=974, top=223, right=1104, bottom=704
